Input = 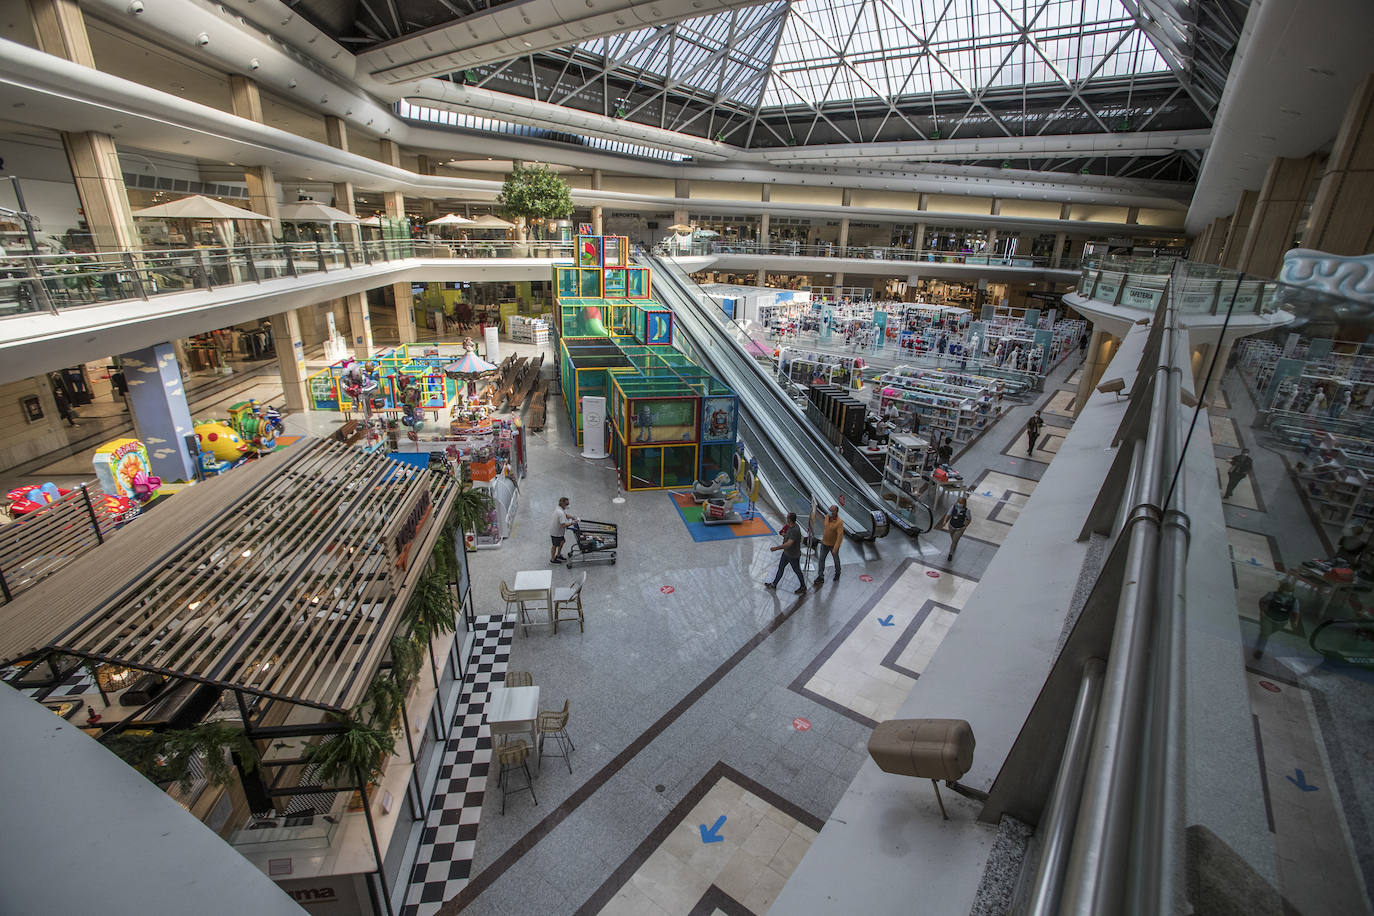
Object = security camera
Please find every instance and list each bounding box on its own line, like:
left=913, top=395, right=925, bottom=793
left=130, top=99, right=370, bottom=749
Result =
left=249, top=58, right=261, bottom=70
left=128, top=0, right=144, bottom=12
left=196, top=33, right=210, bottom=46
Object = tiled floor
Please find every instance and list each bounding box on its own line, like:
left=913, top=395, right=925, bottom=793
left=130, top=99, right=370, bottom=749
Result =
left=1210, top=414, right=1242, bottom=448
left=594, top=766, right=822, bottom=916
left=963, top=470, right=1038, bottom=547
left=1246, top=671, right=1372, bottom=916
left=1041, top=389, right=1075, bottom=418
left=1002, top=427, right=1066, bottom=465
left=422, top=350, right=1083, bottom=916
left=791, top=560, right=979, bottom=727
left=1228, top=526, right=1283, bottom=617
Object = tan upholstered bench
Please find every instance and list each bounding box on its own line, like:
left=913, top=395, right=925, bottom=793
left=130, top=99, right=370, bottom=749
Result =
left=868, top=718, right=986, bottom=818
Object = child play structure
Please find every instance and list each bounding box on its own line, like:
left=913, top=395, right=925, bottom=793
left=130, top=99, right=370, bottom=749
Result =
left=554, top=235, right=739, bottom=491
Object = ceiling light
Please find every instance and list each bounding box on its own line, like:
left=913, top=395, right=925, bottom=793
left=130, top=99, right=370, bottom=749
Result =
left=288, top=78, right=297, bottom=88
left=522, top=40, right=533, bottom=47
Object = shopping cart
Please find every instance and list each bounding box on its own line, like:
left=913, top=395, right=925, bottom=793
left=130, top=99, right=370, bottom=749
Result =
left=566, top=520, right=617, bottom=567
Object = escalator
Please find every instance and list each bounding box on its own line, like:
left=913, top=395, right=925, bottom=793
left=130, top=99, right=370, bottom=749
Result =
left=646, top=254, right=913, bottom=539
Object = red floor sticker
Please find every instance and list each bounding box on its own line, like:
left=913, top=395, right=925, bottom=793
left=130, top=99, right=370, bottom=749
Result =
left=660, top=585, right=675, bottom=594
left=1258, top=680, right=1281, bottom=693
left=926, top=571, right=940, bottom=578
left=859, top=574, right=874, bottom=582
left=792, top=717, right=812, bottom=731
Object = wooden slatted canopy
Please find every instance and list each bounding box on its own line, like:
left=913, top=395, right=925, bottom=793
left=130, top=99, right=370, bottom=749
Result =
left=0, top=438, right=457, bottom=712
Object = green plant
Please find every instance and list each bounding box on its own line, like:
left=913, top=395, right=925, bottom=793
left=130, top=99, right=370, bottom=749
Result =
left=497, top=163, right=573, bottom=237
left=105, top=721, right=258, bottom=792
left=451, top=482, right=495, bottom=536
left=389, top=631, right=424, bottom=694
left=304, top=712, right=397, bottom=786
left=364, top=674, right=405, bottom=733
left=407, top=566, right=458, bottom=644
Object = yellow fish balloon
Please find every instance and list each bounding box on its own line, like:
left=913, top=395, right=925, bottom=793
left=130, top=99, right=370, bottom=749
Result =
left=194, top=421, right=249, bottom=463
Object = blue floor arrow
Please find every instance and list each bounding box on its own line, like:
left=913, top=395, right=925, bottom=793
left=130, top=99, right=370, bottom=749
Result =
left=878, top=614, right=895, bottom=627
left=699, top=815, right=726, bottom=843
left=1285, top=769, right=1319, bottom=792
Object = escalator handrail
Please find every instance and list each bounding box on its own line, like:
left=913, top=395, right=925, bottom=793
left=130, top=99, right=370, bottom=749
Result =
left=649, top=255, right=906, bottom=537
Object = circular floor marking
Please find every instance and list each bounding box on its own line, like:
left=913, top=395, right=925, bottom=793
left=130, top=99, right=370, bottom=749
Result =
left=660, top=585, right=675, bottom=594
left=792, top=717, right=812, bottom=732
left=859, top=574, right=874, bottom=582
left=926, top=570, right=941, bottom=578
left=1258, top=680, right=1281, bottom=693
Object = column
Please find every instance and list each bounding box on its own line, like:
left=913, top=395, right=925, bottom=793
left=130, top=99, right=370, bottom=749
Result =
left=756, top=268, right=766, bottom=286
left=416, top=155, right=437, bottom=221
left=271, top=309, right=309, bottom=413
left=1218, top=189, right=1258, bottom=269
left=591, top=169, right=604, bottom=235
left=673, top=177, right=690, bottom=230
left=1236, top=156, right=1323, bottom=277
left=1199, top=215, right=1229, bottom=264
left=1051, top=231, right=1067, bottom=267
left=759, top=185, right=771, bottom=246
left=324, top=118, right=357, bottom=236
left=1306, top=73, right=1374, bottom=256
left=380, top=139, right=406, bottom=220
left=120, top=342, right=197, bottom=482
left=838, top=189, right=852, bottom=253
left=913, top=222, right=926, bottom=253
left=833, top=272, right=845, bottom=288
left=1126, top=207, right=1140, bottom=225
left=392, top=283, right=417, bottom=343
left=228, top=76, right=280, bottom=238
left=1073, top=328, right=1119, bottom=419
left=346, top=293, right=372, bottom=361
left=27, top=0, right=139, bottom=252
left=1199, top=341, right=1233, bottom=406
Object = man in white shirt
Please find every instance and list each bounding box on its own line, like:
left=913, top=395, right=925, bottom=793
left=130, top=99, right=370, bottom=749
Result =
left=550, top=496, right=577, bottom=563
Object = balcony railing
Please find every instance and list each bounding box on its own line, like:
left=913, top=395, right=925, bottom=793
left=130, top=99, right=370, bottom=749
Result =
left=0, top=239, right=574, bottom=318
left=660, top=239, right=1082, bottom=270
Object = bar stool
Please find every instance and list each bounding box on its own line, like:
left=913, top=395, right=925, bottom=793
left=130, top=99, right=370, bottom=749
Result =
left=504, top=670, right=533, bottom=687
left=537, top=699, right=574, bottom=774
left=499, top=581, right=530, bottom=633
left=495, top=739, right=537, bottom=814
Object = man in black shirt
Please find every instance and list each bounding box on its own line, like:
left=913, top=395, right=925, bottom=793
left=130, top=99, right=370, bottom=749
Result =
left=1223, top=449, right=1254, bottom=499
left=764, top=512, right=807, bottom=595
left=1026, top=410, right=1044, bottom=456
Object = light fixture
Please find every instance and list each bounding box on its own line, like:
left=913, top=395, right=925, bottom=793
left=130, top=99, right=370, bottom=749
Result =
left=96, top=664, right=137, bottom=693
left=240, top=549, right=252, bottom=558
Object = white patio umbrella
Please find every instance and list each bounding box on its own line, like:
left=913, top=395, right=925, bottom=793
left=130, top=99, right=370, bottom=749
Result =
left=467, top=214, right=516, bottom=229
left=278, top=202, right=359, bottom=223
left=132, top=194, right=271, bottom=247
left=426, top=213, right=474, bottom=226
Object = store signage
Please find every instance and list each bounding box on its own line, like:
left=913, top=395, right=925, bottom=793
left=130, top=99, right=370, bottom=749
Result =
left=389, top=488, right=434, bottom=573
left=286, top=887, right=337, bottom=902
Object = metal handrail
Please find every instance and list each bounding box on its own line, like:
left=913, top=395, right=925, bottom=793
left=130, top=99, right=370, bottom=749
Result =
left=660, top=240, right=1083, bottom=270
left=0, top=239, right=574, bottom=319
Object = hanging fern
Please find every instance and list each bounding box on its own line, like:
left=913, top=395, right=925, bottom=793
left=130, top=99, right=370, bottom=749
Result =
left=105, top=721, right=257, bottom=792
left=303, top=712, right=396, bottom=786
left=407, top=567, right=457, bottom=644
left=389, top=631, right=425, bottom=695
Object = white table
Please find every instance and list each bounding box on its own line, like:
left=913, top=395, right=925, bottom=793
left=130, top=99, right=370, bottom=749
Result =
left=486, top=685, right=540, bottom=764
left=511, top=568, right=553, bottom=632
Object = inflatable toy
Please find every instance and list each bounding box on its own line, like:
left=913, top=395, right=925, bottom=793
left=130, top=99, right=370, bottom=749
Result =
left=6, top=482, right=70, bottom=516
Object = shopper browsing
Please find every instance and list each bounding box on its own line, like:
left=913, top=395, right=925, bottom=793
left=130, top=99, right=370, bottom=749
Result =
left=1026, top=410, right=1044, bottom=456
left=941, top=493, right=971, bottom=562
left=1223, top=449, right=1254, bottom=499
left=1252, top=577, right=1299, bottom=660
left=550, top=496, right=577, bottom=564
left=937, top=436, right=954, bottom=467
left=814, top=505, right=844, bottom=586
left=765, top=512, right=808, bottom=595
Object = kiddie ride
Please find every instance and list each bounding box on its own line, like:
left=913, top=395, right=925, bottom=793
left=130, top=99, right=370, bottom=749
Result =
left=5, top=481, right=140, bottom=526
left=679, top=459, right=762, bottom=527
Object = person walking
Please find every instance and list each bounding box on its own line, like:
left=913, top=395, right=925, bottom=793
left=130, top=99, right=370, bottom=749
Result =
left=550, top=496, right=577, bottom=564
left=765, top=511, right=807, bottom=595
left=1223, top=449, right=1254, bottom=499
left=941, top=493, right=971, bottom=562
left=1252, top=577, right=1299, bottom=660
left=110, top=368, right=130, bottom=412
left=814, top=505, right=844, bottom=586
left=1026, top=410, right=1044, bottom=456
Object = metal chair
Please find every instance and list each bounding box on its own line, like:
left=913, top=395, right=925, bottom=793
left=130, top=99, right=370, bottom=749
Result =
left=537, top=699, right=574, bottom=774
left=499, top=580, right=531, bottom=634
left=551, top=572, right=586, bottom=634
left=504, top=670, right=533, bottom=687
left=495, top=739, right=537, bottom=814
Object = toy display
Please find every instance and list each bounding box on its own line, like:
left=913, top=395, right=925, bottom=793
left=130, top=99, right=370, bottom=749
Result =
left=93, top=438, right=162, bottom=503
left=193, top=421, right=250, bottom=475
left=227, top=400, right=282, bottom=454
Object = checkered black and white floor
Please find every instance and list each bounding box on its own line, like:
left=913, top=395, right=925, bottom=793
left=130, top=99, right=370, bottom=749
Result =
left=400, top=613, right=513, bottom=916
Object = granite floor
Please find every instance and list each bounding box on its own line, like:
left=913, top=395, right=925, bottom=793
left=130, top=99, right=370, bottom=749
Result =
left=425, top=351, right=1083, bottom=915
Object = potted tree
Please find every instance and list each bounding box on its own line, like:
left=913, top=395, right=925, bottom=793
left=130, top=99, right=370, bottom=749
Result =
left=497, top=163, right=574, bottom=257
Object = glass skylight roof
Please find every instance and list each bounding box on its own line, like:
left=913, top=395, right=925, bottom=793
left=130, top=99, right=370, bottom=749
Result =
left=763, top=0, right=1170, bottom=107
